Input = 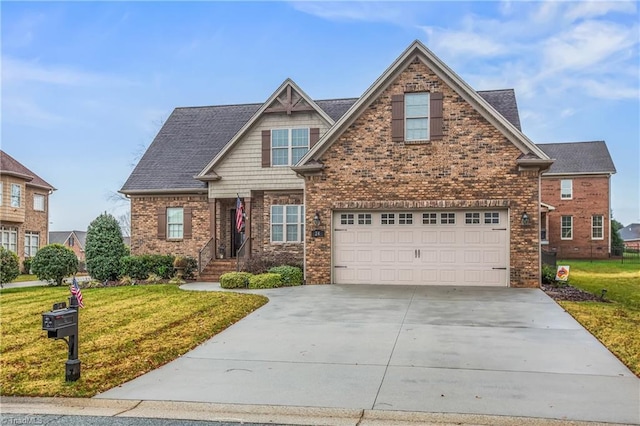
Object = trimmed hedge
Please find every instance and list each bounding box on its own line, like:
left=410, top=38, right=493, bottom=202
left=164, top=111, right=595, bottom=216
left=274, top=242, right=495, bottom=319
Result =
left=220, top=272, right=253, bottom=289
left=120, top=254, right=175, bottom=280
left=268, top=265, right=302, bottom=286
left=249, top=273, right=282, bottom=289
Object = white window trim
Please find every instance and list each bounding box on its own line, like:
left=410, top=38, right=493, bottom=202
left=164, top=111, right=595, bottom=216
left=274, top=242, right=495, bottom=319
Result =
left=560, top=179, right=573, bottom=200
left=271, top=128, right=310, bottom=167
left=33, top=194, right=45, bottom=211
left=25, top=231, right=40, bottom=257
left=167, top=207, right=184, bottom=240
left=11, top=183, right=21, bottom=207
left=561, top=216, right=573, bottom=240
left=270, top=205, right=304, bottom=243
left=1, top=226, right=18, bottom=253
left=405, top=92, right=429, bottom=141
left=592, top=215, right=604, bottom=240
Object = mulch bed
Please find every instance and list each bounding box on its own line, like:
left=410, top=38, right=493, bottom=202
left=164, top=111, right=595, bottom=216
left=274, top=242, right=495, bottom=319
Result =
left=541, top=283, right=606, bottom=302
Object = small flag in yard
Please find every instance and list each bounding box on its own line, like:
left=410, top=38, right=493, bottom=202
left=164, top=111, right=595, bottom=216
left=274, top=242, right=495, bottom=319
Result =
left=236, top=195, right=245, bottom=233
left=71, top=277, right=85, bottom=308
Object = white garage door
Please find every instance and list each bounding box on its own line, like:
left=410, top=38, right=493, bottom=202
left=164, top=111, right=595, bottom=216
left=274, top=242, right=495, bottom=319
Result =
left=333, top=210, right=509, bottom=286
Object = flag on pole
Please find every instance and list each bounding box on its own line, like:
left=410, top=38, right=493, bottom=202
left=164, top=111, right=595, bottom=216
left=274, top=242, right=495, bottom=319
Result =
left=235, top=195, right=245, bottom=233
left=71, top=277, right=85, bottom=308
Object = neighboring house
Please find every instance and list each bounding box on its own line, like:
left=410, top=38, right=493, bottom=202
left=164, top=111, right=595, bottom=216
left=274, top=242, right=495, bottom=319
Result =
left=620, top=223, right=640, bottom=250
left=0, top=150, right=55, bottom=267
left=538, top=142, right=616, bottom=259
left=49, top=230, right=87, bottom=262
left=122, top=40, right=564, bottom=288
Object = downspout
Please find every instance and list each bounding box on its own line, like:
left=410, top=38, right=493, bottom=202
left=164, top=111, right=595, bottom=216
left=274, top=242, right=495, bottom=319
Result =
left=608, top=174, right=612, bottom=256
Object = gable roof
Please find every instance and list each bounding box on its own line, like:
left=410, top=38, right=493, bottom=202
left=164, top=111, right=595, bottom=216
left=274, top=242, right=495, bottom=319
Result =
left=537, top=141, right=616, bottom=175
left=296, top=40, right=550, bottom=171
left=0, top=150, right=55, bottom=191
left=120, top=96, right=357, bottom=194
left=49, top=230, right=87, bottom=247
left=197, top=79, right=340, bottom=178
left=620, top=223, right=640, bottom=242
left=477, top=89, right=521, bottom=131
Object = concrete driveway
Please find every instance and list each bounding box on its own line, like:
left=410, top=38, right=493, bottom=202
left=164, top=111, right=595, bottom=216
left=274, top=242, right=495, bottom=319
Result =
left=96, top=284, right=639, bottom=424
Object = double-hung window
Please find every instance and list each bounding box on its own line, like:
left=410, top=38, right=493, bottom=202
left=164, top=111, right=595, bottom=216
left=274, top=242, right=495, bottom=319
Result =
left=592, top=215, right=604, bottom=240
left=11, top=184, right=21, bottom=207
left=34, top=194, right=45, bottom=211
left=167, top=207, right=184, bottom=239
left=561, top=216, right=573, bottom=240
left=1, top=226, right=18, bottom=253
left=25, top=232, right=39, bottom=257
left=271, top=128, right=309, bottom=166
left=560, top=179, right=572, bottom=200
left=405, top=93, right=429, bottom=141
left=271, top=205, right=304, bottom=243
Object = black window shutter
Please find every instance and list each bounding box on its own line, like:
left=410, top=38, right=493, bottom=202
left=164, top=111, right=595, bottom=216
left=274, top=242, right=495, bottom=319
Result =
left=157, top=207, right=166, bottom=239
left=261, top=130, right=271, bottom=167
left=430, top=93, right=443, bottom=140
left=310, top=128, right=320, bottom=147
left=183, top=207, right=192, bottom=239
left=391, top=94, right=404, bottom=142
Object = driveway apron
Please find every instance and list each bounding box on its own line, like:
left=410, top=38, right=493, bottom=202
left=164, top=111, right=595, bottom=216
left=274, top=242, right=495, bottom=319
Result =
left=95, top=284, right=640, bottom=424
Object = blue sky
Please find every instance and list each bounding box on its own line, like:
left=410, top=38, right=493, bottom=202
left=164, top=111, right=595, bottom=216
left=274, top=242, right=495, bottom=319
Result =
left=2, top=1, right=639, bottom=232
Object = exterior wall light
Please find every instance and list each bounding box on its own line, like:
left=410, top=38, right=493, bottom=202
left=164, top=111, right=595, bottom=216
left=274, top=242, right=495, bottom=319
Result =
left=313, top=212, right=321, bottom=227
left=521, top=212, right=530, bottom=226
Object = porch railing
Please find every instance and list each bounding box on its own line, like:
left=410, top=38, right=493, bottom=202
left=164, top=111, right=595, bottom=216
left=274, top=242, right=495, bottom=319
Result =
left=198, top=238, right=215, bottom=273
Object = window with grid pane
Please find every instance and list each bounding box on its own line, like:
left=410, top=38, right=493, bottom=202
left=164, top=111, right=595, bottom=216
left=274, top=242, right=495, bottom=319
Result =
left=167, top=208, right=184, bottom=239
left=440, top=213, right=455, bottom=224
left=561, top=216, right=573, bottom=240
left=271, top=128, right=309, bottom=166
left=381, top=213, right=395, bottom=225
left=271, top=205, right=304, bottom=243
left=561, top=179, right=572, bottom=199
left=11, top=184, right=21, bottom=207
left=341, top=214, right=354, bottom=225
left=25, top=232, right=39, bottom=257
left=422, top=213, right=437, bottom=224
left=465, top=212, right=480, bottom=224
left=405, top=93, right=429, bottom=141
left=358, top=213, right=372, bottom=225
left=1, top=226, right=17, bottom=253
left=484, top=212, right=500, bottom=224
left=34, top=194, right=45, bottom=211
left=399, top=213, right=413, bottom=224
left=592, top=215, right=604, bottom=239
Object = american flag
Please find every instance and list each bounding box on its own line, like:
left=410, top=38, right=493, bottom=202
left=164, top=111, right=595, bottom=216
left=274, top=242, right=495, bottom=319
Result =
left=235, top=196, right=245, bottom=232
left=71, top=277, right=84, bottom=308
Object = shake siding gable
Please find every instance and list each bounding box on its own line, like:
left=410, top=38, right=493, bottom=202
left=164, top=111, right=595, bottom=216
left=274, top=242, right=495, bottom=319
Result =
left=210, top=113, right=330, bottom=198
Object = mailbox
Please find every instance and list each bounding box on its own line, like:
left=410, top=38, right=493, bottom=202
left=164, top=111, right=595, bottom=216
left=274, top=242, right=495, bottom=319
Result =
left=42, top=308, right=77, bottom=339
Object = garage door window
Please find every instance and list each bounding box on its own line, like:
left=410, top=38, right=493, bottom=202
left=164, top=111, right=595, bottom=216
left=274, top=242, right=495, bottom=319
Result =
left=440, top=213, right=456, bottom=224
left=358, top=213, right=372, bottom=225
left=423, top=213, right=437, bottom=224
left=381, top=213, right=395, bottom=225
left=465, top=212, right=480, bottom=224
left=484, top=212, right=500, bottom=224
left=399, top=213, right=413, bottom=224
left=340, top=214, right=355, bottom=225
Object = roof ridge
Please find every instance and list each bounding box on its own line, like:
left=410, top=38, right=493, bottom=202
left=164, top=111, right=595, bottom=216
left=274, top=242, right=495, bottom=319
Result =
left=537, top=140, right=605, bottom=145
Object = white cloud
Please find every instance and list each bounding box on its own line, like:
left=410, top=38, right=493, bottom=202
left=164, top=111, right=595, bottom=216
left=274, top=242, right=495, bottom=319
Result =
left=290, top=1, right=414, bottom=25
left=2, top=96, right=67, bottom=126
left=565, top=1, right=637, bottom=22
left=421, top=26, right=506, bottom=58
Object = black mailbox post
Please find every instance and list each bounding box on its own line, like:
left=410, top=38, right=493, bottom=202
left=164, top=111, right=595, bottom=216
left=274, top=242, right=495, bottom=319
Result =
left=42, top=296, right=81, bottom=381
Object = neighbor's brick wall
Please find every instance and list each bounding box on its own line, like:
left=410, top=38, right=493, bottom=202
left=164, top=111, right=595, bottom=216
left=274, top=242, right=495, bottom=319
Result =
left=130, top=194, right=211, bottom=262
left=541, top=175, right=611, bottom=258
left=304, top=60, right=541, bottom=287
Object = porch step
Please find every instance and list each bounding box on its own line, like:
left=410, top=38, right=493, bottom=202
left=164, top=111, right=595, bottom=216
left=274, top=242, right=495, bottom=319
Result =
left=198, top=259, right=238, bottom=282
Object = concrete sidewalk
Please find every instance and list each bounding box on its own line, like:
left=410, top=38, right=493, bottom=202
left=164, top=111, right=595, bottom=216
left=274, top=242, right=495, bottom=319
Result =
left=92, top=284, right=639, bottom=425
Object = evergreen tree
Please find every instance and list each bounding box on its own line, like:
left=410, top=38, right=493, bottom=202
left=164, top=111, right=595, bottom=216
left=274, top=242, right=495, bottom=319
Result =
left=85, top=212, right=127, bottom=281
left=611, top=219, right=624, bottom=254
left=31, top=244, right=78, bottom=286
left=0, top=247, right=20, bottom=287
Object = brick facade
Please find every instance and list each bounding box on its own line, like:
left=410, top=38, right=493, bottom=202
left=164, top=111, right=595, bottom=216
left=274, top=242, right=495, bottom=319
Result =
left=304, top=61, right=542, bottom=287
left=541, top=175, right=611, bottom=258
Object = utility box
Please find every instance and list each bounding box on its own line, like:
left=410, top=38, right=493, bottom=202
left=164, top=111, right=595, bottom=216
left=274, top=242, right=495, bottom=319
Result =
left=42, top=308, right=77, bottom=339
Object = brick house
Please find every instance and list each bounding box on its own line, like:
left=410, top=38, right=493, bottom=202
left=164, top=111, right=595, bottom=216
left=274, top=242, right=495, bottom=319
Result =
left=122, top=40, right=563, bottom=287
left=537, top=142, right=616, bottom=259
left=0, top=150, right=55, bottom=268
left=619, top=223, right=640, bottom=250
left=49, top=230, right=87, bottom=263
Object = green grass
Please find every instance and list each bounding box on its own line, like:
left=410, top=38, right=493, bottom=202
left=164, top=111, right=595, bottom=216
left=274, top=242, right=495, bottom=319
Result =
left=0, top=285, right=267, bottom=397
left=10, top=274, right=38, bottom=283
left=556, top=259, right=640, bottom=376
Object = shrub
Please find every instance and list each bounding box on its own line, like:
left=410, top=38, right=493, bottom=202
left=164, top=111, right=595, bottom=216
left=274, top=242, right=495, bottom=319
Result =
left=31, top=244, right=78, bottom=286
left=541, top=264, right=564, bottom=285
left=0, top=247, right=20, bottom=285
left=85, top=213, right=127, bottom=281
left=243, top=252, right=303, bottom=274
left=22, top=258, right=32, bottom=274
left=145, top=255, right=174, bottom=279
left=268, top=265, right=303, bottom=286
left=183, top=256, right=198, bottom=280
left=173, top=256, right=188, bottom=268
left=120, top=256, right=149, bottom=280
left=249, top=273, right=282, bottom=289
left=220, top=272, right=253, bottom=289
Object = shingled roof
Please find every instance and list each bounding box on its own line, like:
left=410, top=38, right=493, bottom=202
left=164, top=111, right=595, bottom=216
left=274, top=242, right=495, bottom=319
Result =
left=120, top=90, right=525, bottom=193
left=49, top=231, right=87, bottom=248
left=0, top=150, right=55, bottom=190
left=537, top=141, right=616, bottom=175
left=620, top=223, right=640, bottom=242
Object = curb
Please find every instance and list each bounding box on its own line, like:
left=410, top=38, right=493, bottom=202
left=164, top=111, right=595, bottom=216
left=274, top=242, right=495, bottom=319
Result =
left=0, top=397, right=619, bottom=426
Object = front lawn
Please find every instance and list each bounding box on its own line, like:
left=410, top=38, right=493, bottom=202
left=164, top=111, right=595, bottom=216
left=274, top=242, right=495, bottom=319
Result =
left=0, top=285, right=267, bottom=397
left=556, top=259, right=640, bottom=376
